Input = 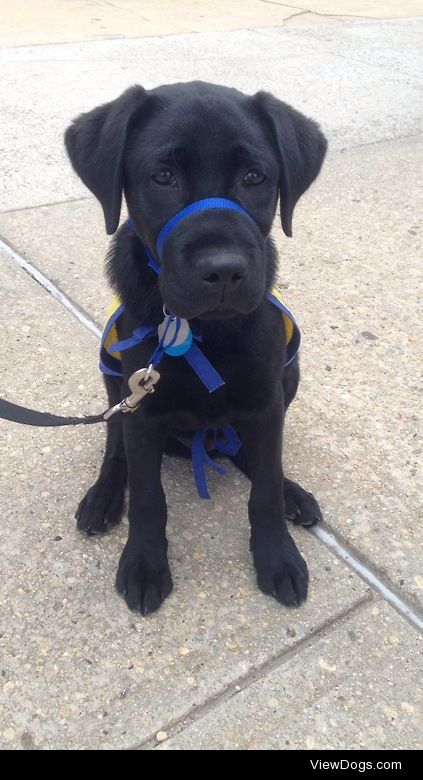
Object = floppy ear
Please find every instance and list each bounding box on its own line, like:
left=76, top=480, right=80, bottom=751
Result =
left=254, top=91, right=327, bottom=237
left=64, top=85, right=148, bottom=234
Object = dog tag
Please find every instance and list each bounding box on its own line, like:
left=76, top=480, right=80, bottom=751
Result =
left=157, top=315, right=193, bottom=356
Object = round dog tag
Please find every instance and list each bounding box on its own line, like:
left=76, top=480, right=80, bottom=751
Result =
left=157, top=316, right=193, bottom=356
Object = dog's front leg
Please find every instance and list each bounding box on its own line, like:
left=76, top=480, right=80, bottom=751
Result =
left=239, top=393, right=309, bottom=607
left=116, top=411, right=172, bottom=615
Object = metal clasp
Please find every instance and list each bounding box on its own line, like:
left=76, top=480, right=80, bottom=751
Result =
left=103, top=365, right=160, bottom=421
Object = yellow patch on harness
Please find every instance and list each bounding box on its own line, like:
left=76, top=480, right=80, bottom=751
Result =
left=269, top=287, right=294, bottom=346
left=103, top=296, right=122, bottom=360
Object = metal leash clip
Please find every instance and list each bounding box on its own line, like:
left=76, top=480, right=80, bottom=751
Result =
left=103, top=365, right=160, bottom=421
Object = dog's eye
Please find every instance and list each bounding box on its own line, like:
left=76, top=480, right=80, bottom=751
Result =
left=243, top=169, right=266, bottom=186
left=152, top=169, right=177, bottom=187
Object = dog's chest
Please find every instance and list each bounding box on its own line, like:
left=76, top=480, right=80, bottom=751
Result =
left=118, top=302, right=286, bottom=428
left=150, top=340, right=283, bottom=428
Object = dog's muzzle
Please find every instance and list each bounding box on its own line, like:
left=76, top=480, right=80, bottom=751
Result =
left=128, top=197, right=256, bottom=277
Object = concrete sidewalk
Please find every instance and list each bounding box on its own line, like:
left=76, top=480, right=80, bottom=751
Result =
left=0, top=1, right=422, bottom=750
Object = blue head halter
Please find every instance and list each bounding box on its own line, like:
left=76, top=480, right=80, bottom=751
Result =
left=128, top=197, right=255, bottom=272
left=156, top=197, right=255, bottom=257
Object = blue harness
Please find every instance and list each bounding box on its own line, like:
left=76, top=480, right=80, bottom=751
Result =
left=100, top=198, right=301, bottom=499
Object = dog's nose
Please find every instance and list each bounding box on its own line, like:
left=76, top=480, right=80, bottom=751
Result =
left=198, top=254, right=248, bottom=289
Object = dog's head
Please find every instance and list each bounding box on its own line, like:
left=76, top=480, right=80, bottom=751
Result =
left=65, top=81, right=326, bottom=320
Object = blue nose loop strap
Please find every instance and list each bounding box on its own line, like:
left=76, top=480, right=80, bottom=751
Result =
left=128, top=198, right=254, bottom=265
left=155, top=198, right=254, bottom=259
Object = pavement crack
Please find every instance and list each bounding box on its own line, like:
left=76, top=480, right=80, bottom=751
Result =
left=260, top=2, right=376, bottom=21
left=0, top=195, right=93, bottom=215
left=0, top=236, right=101, bottom=338
left=130, top=594, right=373, bottom=750
left=283, top=9, right=310, bottom=23
left=260, top=1, right=304, bottom=9
left=259, top=0, right=308, bottom=22
left=310, top=524, right=423, bottom=632
left=97, top=0, right=151, bottom=22
left=341, top=130, right=423, bottom=153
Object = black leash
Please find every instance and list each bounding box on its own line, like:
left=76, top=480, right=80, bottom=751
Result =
left=0, top=368, right=161, bottom=428
left=0, top=398, right=105, bottom=427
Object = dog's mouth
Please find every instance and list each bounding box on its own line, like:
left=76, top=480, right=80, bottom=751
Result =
left=162, top=286, right=264, bottom=322
left=195, top=307, right=241, bottom=321
left=167, top=300, right=259, bottom=322
left=162, top=302, right=243, bottom=321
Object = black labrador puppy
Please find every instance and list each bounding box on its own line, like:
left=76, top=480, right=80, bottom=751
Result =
left=65, top=81, right=327, bottom=615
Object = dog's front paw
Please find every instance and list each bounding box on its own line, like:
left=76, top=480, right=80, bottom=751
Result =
left=116, top=542, right=173, bottom=615
left=75, top=459, right=127, bottom=535
left=252, top=532, right=308, bottom=607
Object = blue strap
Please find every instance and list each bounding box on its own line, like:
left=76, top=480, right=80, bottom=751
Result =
left=138, top=236, right=226, bottom=390
left=215, top=425, right=241, bottom=456
left=101, top=303, right=125, bottom=349
left=145, top=246, right=161, bottom=274
left=126, top=219, right=160, bottom=272
left=191, top=425, right=241, bottom=498
left=192, top=429, right=227, bottom=500
left=266, top=292, right=300, bottom=327
left=99, top=303, right=127, bottom=377
left=106, top=307, right=225, bottom=392
left=99, top=359, right=123, bottom=378
left=184, top=341, right=225, bottom=392
left=109, top=324, right=155, bottom=353
left=266, top=292, right=301, bottom=367
left=130, top=199, right=254, bottom=266
left=156, top=198, right=254, bottom=258
left=148, top=315, right=180, bottom=367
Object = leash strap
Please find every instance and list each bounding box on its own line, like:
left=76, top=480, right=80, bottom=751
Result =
left=0, top=398, right=105, bottom=427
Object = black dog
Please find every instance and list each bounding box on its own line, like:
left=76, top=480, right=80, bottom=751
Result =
left=65, top=81, right=327, bottom=615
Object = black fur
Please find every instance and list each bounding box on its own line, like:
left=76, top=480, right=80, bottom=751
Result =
left=66, top=81, right=326, bottom=615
